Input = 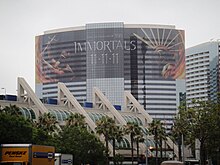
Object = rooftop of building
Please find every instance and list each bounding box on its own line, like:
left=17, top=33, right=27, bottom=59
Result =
left=43, top=22, right=176, bottom=35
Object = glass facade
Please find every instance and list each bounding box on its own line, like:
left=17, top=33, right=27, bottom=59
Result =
left=19, top=107, right=36, bottom=120
left=36, top=22, right=185, bottom=129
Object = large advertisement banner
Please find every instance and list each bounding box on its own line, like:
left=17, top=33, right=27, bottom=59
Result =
left=35, top=31, right=86, bottom=84
left=36, top=26, right=185, bottom=84
left=86, top=24, right=125, bottom=79
left=36, top=35, right=74, bottom=84
left=132, top=28, right=185, bottom=80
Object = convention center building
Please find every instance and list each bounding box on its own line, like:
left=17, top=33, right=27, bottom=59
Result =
left=0, top=77, right=178, bottom=160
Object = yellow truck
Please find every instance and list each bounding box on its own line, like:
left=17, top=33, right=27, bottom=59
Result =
left=0, top=144, right=55, bottom=165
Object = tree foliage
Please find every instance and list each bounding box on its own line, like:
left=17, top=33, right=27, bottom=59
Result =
left=66, top=113, right=86, bottom=128
left=57, top=125, right=106, bottom=165
left=36, top=113, right=59, bottom=134
left=32, top=112, right=59, bottom=145
left=110, top=125, right=124, bottom=158
left=149, top=119, right=166, bottom=165
left=124, top=122, right=143, bottom=165
left=1, top=104, right=22, bottom=116
left=95, top=116, right=116, bottom=165
left=173, top=99, right=220, bottom=165
left=0, top=105, right=106, bottom=164
left=0, top=112, right=33, bottom=143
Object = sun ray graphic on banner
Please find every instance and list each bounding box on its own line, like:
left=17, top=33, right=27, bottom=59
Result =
left=133, top=28, right=185, bottom=79
left=133, top=28, right=184, bottom=53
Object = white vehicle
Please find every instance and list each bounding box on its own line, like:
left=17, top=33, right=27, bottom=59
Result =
left=55, top=153, right=73, bottom=165
left=161, top=160, right=184, bottom=165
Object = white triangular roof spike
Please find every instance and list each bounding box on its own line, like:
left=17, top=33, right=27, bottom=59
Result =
left=124, top=91, right=153, bottom=124
left=57, top=83, right=114, bottom=155
left=124, top=91, right=178, bottom=155
left=93, top=87, right=127, bottom=125
left=17, top=77, right=48, bottom=116
left=57, top=82, right=97, bottom=131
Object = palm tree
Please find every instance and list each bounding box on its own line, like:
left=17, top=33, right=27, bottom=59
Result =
left=149, top=119, right=163, bottom=165
left=158, top=125, right=167, bottom=162
left=110, top=125, right=124, bottom=165
left=96, top=116, right=115, bottom=165
left=124, top=122, right=142, bottom=165
left=37, top=113, right=58, bottom=135
left=3, top=104, right=22, bottom=116
left=169, top=125, right=178, bottom=160
left=66, top=113, right=86, bottom=128
left=134, top=131, right=144, bottom=160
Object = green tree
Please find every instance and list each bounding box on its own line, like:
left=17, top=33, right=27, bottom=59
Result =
left=36, top=113, right=58, bottom=134
left=33, top=112, right=59, bottom=145
left=207, top=97, right=220, bottom=165
left=133, top=127, right=144, bottom=160
left=124, top=122, right=142, bottom=165
left=113, top=154, right=124, bottom=165
left=95, top=116, right=115, bottom=165
left=66, top=113, right=86, bottom=128
left=158, top=124, right=166, bottom=162
left=110, top=125, right=124, bottom=165
left=58, top=125, right=106, bottom=165
left=169, top=125, right=181, bottom=160
left=174, top=99, right=220, bottom=165
left=149, top=119, right=163, bottom=165
left=2, top=104, right=22, bottom=116
left=0, top=106, right=33, bottom=143
left=172, top=106, right=188, bottom=161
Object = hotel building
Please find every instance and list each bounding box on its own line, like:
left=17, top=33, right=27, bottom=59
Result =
left=186, top=41, right=220, bottom=103
left=36, top=22, right=186, bottom=129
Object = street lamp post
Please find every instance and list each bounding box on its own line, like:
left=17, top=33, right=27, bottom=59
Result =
left=1, top=88, right=6, bottom=95
left=145, top=135, right=148, bottom=165
left=1, top=88, right=6, bottom=100
left=182, top=134, right=185, bottom=162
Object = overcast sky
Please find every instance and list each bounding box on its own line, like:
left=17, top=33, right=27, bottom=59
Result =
left=0, top=0, right=220, bottom=95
